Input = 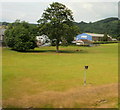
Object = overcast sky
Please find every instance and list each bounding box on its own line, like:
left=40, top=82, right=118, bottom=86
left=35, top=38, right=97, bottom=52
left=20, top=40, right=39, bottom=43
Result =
left=0, top=0, right=119, bottom=23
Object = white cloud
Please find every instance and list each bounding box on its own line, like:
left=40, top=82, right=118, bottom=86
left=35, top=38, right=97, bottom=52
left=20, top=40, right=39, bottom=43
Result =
left=64, top=2, right=118, bottom=22
left=1, top=0, right=119, bottom=2
left=83, top=3, right=93, bottom=9
left=1, top=2, right=51, bottom=23
left=1, top=2, right=118, bottom=23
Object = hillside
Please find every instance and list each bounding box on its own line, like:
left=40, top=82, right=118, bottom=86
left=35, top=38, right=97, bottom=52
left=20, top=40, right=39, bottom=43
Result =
left=0, top=22, right=9, bottom=26
left=74, top=17, right=119, bottom=38
left=1, top=17, right=120, bottom=38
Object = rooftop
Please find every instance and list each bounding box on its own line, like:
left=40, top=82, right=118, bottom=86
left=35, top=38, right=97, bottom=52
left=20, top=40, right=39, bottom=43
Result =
left=85, top=33, right=104, bottom=37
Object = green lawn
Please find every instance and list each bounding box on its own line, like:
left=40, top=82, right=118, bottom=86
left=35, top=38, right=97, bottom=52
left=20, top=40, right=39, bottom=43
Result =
left=2, top=43, right=118, bottom=108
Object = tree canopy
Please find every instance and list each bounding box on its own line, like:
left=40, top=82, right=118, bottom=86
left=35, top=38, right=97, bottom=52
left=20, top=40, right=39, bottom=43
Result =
left=102, top=33, right=109, bottom=41
left=37, top=2, right=80, bottom=52
left=4, top=20, right=37, bottom=51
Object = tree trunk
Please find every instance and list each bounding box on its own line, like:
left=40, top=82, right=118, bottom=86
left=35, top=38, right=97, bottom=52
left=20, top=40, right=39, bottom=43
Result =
left=56, top=39, right=59, bottom=53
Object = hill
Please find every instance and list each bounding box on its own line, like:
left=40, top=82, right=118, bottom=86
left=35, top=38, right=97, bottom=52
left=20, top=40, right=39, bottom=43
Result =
left=1, top=17, right=120, bottom=39
left=74, top=17, right=120, bottom=38
left=0, top=22, right=9, bottom=26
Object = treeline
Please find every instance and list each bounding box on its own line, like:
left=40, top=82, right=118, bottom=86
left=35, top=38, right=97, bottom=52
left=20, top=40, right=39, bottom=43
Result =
left=2, top=17, right=120, bottom=40
left=74, top=17, right=120, bottom=40
left=2, top=1, right=120, bottom=53
left=4, top=2, right=80, bottom=52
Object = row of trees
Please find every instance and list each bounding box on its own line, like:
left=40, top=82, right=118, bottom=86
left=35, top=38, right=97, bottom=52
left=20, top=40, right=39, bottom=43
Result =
left=4, top=2, right=80, bottom=52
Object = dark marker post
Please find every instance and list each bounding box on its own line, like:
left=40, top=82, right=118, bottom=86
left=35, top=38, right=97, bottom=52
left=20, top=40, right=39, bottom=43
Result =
left=84, top=66, right=88, bottom=86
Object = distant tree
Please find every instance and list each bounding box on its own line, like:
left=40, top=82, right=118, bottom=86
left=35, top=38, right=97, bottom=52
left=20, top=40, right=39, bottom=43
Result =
left=113, top=20, right=120, bottom=39
left=102, top=33, right=108, bottom=41
left=117, top=37, right=120, bottom=41
left=37, top=2, right=80, bottom=52
left=4, top=20, right=37, bottom=51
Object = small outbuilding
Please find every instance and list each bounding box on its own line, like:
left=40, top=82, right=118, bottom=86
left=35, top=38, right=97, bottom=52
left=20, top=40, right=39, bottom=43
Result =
left=0, top=28, right=6, bottom=47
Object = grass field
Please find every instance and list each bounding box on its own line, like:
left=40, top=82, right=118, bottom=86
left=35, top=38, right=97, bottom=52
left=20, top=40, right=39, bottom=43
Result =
left=2, top=43, right=118, bottom=108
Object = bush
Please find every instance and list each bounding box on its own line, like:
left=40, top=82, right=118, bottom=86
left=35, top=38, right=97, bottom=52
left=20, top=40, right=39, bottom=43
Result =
left=4, top=20, right=37, bottom=51
left=93, top=41, right=119, bottom=44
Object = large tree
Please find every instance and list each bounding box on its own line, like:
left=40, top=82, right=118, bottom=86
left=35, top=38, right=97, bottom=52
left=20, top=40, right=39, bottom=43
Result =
left=37, top=2, right=80, bottom=52
left=4, top=20, right=37, bottom=51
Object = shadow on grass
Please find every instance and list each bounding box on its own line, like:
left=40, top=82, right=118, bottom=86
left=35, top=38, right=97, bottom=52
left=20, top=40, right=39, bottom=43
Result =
left=21, top=49, right=88, bottom=54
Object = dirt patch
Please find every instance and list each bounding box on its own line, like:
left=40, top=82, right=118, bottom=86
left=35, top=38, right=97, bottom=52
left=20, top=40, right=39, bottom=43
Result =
left=3, top=83, right=118, bottom=108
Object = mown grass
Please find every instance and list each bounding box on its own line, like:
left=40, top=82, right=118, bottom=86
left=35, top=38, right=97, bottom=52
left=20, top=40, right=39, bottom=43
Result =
left=2, top=43, right=118, bottom=108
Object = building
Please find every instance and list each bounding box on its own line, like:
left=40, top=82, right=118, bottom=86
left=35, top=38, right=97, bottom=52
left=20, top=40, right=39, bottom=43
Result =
left=36, top=35, right=51, bottom=47
left=75, top=33, right=93, bottom=45
left=76, top=33, right=92, bottom=41
left=85, top=33, right=113, bottom=41
left=74, top=33, right=116, bottom=45
left=76, top=39, right=93, bottom=46
left=0, top=28, right=6, bottom=46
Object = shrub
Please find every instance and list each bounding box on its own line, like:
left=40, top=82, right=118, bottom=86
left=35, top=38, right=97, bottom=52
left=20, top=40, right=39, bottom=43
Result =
left=93, top=41, right=119, bottom=44
left=4, top=20, right=37, bottom=51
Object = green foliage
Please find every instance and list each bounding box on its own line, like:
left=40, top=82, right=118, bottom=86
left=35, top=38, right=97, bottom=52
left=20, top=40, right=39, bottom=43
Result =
left=93, top=41, right=119, bottom=44
left=61, top=37, right=68, bottom=46
left=0, top=21, right=9, bottom=26
left=102, top=33, right=109, bottom=41
left=37, top=2, right=80, bottom=52
left=4, top=20, right=37, bottom=51
left=74, top=17, right=120, bottom=39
